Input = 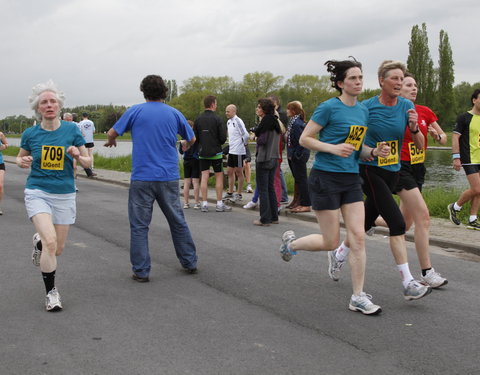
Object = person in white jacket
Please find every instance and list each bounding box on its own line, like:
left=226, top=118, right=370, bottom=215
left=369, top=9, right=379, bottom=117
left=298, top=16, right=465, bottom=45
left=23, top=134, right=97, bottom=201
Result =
left=223, top=104, right=250, bottom=202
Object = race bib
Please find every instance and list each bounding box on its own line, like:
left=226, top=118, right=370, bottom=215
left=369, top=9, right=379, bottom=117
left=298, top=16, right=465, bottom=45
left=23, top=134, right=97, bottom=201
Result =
left=377, top=140, right=398, bottom=167
left=41, top=145, right=65, bottom=170
left=344, top=125, right=367, bottom=151
left=408, top=142, right=425, bottom=164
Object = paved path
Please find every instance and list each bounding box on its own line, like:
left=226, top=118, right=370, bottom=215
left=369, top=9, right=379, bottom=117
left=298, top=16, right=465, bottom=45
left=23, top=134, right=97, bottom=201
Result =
left=4, top=155, right=479, bottom=256
left=1, top=162, right=479, bottom=374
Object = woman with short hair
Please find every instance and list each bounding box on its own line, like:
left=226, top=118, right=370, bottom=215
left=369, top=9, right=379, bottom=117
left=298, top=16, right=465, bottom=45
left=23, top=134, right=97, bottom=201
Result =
left=357, top=60, right=432, bottom=301
left=373, top=73, right=448, bottom=288
left=16, top=81, right=91, bottom=312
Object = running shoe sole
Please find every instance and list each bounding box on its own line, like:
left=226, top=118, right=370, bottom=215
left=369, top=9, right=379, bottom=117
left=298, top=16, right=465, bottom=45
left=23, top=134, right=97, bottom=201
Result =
left=404, top=285, right=432, bottom=301
left=348, top=303, right=382, bottom=315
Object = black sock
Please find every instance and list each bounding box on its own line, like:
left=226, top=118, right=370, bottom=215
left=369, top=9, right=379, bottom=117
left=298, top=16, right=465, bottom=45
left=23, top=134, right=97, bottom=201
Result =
left=42, top=270, right=56, bottom=293
left=421, top=268, right=432, bottom=277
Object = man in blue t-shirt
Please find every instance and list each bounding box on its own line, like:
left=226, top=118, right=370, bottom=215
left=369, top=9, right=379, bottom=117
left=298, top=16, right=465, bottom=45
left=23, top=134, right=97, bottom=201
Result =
left=105, top=75, right=198, bottom=281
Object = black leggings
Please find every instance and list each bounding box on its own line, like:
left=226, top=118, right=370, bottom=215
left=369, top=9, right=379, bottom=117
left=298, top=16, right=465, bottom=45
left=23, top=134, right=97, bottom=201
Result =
left=360, top=165, right=405, bottom=236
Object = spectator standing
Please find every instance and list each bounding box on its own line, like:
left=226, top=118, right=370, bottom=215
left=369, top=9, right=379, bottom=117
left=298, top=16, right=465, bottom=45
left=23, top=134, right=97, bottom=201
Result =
left=285, top=101, right=311, bottom=212
left=223, top=104, right=249, bottom=203
left=194, top=95, right=231, bottom=212
left=105, top=75, right=198, bottom=281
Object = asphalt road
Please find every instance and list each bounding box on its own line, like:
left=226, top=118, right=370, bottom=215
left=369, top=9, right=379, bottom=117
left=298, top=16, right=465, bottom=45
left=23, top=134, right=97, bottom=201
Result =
left=1, top=167, right=479, bottom=375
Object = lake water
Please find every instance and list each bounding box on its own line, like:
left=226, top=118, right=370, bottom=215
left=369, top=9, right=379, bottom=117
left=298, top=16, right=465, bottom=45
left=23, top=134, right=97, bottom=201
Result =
left=7, top=139, right=467, bottom=189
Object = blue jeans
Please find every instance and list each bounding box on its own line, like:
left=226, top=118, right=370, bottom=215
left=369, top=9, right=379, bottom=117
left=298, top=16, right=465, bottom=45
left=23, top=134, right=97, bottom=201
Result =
left=128, top=180, right=198, bottom=277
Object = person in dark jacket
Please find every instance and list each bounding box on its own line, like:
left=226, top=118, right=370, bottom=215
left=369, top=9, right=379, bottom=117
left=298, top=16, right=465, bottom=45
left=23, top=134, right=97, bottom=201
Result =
left=180, top=120, right=201, bottom=209
left=253, top=98, right=281, bottom=226
left=194, top=95, right=231, bottom=212
left=285, top=101, right=311, bottom=212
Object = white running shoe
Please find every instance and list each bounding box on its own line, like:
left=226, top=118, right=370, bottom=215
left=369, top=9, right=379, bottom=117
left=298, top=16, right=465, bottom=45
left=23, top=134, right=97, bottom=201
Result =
left=32, top=233, right=42, bottom=267
left=279, top=230, right=297, bottom=262
left=327, top=250, right=345, bottom=282
left=421, top=268, right=448, bottom=288
left=45, top=287, right=63, bottom=312
left=349, top=292, right=382, bottom=315
left=193, top=203, right=201, bottom=210
left=246, top=184, right=253, bottom=193
left=183, top=202, right=190, bottom=209
left=243, top=201, right=257, bottom=209
left=216, top=203, right=232, bottom=212
left=222, top=192, right=234, bottom=202
left=232, top=193, right=243, bottom=202
left=403, top=279, right=432, bottom=301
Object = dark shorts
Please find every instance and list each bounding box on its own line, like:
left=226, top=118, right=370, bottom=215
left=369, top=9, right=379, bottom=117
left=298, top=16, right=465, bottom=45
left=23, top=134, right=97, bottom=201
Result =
left=463, top=164, right=480, bottom=176
left=200, top=158, right=223, bottom=173
left=395, top=161, right=426, bottom=193
left=227, top=154, right=246, bottom=168
left=0, top=163, right=5, bottom=171
left=84, top=142, right=94, bottom=149
left=309, top=169, right=363, bottom=211
left=183, top=158, right=200, bottom=179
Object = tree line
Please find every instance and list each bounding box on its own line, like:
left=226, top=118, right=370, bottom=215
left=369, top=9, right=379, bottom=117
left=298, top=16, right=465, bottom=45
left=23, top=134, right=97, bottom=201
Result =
left=1, top=23, right=478, bottom=133
left=405, top=23, right=477, bottom=127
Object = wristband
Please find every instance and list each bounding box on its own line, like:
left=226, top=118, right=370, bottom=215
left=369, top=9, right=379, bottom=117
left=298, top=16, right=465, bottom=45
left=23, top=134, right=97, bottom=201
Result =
left=452, top=153, right=460, bottom=160
left=370, top=148, right=376, bottom=158
left=410, top=128, right=420, bottom=134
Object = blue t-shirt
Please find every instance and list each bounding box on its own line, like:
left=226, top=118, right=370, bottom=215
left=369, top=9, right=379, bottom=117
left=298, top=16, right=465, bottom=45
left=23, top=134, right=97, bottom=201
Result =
left=359, top=96, right=414, bottom=172
left=311, top=97, right=369, bottom=173
left=20, top=121, right=85, bottom=194
left=113, top=102, right=194, bottom=181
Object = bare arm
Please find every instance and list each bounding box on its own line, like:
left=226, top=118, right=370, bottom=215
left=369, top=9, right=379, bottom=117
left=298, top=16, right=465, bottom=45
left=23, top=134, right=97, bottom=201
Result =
left=428, top=121, right=447, bottom=145
left=67, top=145, right=91, bottom=169
left=359, top=142, right=391, bottom=161
left=0, top=132, right=7, bottom=150
left=407, top=108, right=425, bottom=149
left=16, top=148, right=33, bottom=169
left=299, top=119, right=355, bottom=158
left=104, top=128, right=119, bottom=148
left=180, top=135, right=196, bottom=152
left=452, top=132, right=461, bottom=171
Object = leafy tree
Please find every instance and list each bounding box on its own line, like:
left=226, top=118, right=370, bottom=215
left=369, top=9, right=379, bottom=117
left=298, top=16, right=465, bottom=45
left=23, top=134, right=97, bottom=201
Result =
left=454, top=81, right=480, bottom=114
left=0, top=115, right=34, bottom=133
left=241, top=72, right=283, bottom=98
left=437, top=30, right=456, bottom=127
left=165, top=79, right=178, bottom=102
left=406, top=23, right=435, bottom=107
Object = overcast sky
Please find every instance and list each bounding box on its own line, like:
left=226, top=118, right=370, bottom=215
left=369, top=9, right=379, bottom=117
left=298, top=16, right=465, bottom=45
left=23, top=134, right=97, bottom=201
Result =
left=1, top=0, right=478, bottom=118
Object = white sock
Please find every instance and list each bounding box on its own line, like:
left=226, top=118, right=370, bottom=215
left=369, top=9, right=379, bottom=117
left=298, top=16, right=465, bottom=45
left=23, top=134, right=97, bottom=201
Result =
left=397, top=263, right=414, bottom=288
left=335, top=241, right=350, bottom=261
left=454, top=202, right=462, bottom=211
left=202, top=201, right=208, bottom=207
left=217, top=200, right=223, bottom=206
left=469, top=215, right=477, bottom=222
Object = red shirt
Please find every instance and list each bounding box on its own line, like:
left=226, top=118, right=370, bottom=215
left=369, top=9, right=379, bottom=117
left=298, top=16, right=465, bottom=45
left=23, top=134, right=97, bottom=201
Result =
left=400, top=104, right=438, bottom=161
